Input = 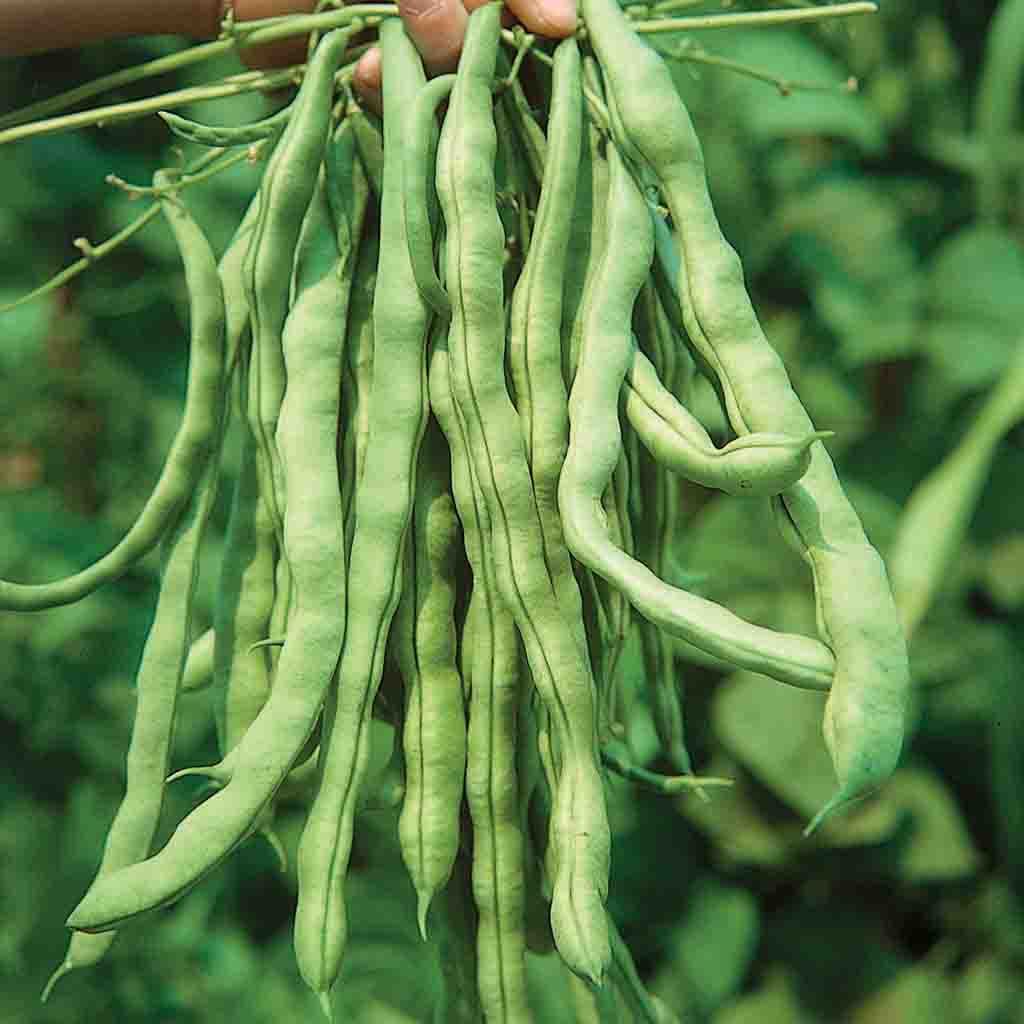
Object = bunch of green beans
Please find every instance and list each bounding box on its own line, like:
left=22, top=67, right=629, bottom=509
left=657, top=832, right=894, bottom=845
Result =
left=5, top=3, right=906, bottom=1019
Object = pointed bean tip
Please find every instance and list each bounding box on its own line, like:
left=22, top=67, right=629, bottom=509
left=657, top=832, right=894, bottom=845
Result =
left=803, top=791, right=846, bottom=838
left=40, top=959, right=72, bottom=1003
left=259, top=826, right=288, bottom=874
left=416, top=890, right=432, bottom=942
left=317, top=989, right=334, bottom=1021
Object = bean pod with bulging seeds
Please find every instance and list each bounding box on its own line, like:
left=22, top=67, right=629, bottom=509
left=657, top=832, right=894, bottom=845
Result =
left=623, top=340, right=831, bottom=498
left=45, top=172, right=226, bottom=998
left=243, top=23, right=360, bottom=543
left=506, top=38, right=590, bottom=668
left=292, top=19, right=432, bottom=1013
left=437, top=2, right=610, bottom=985
left=394, top=416, right=468, bottom=940
left=582, top=0, right=909, bottom=830
left=429, top=320, right=535, bottom=1023
left=66, top=162, right=348, bottom=937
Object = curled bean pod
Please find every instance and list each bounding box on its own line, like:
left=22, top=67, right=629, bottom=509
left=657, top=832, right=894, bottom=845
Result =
left=46, top=173, right=226, bottom=997
left=624, top=341, right=830, bottom=497
left=582, top=0, right=909, bottom=830
left=0, top=193, right=233, bottom=611
left=559, top=135, right=836, bottom=695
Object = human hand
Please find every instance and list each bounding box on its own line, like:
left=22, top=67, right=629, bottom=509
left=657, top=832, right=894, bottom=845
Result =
left=0, top=0, right=577, bottom=108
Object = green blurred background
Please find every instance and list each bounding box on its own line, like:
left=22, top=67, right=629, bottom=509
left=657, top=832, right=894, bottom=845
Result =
left=2, top=2, right=1024, bottom=1021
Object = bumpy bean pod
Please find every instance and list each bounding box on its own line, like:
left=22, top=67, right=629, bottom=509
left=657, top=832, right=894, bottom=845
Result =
left=46, top=173, right=226, bottom=997
left=394, top=417, right=468, bottom=939
left=159, top=103, right=291, bottom=149
left=624, top=341, right=830, bottom=497
left=429, top=320, right=534, bottom=1022
left=67, top=163, right=348, bottom=936
left=437, top=3, right=610, bottom=985
left=292, top=20, right=432, bottom=1013
left=506, top=38, right=590, bottom=667
left=243, top=24, right=359, bottom=542
left=582, top=0, right=909, bottom=830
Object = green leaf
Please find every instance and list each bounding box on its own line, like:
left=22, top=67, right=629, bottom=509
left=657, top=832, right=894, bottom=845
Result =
left=831, top=769, right=981, bottom=883
left=849, top=966, right=960, bottom=1024
left=656, top=878, right=760, bottom=1016
left=714, top=969, right=809, bottom=1024
left=924, top=225, right=1024, bottom=394
left=958, top=954, right=1024, bottom=1024
left=712, top=670, right=833, bottom=819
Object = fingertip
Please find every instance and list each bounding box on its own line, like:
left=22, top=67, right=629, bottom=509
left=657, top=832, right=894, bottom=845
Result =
left=398, top=0, right=467, bottom=74
left=354, top=47, right=383, bottom=115
left=509, top=0, right=577, bottom=37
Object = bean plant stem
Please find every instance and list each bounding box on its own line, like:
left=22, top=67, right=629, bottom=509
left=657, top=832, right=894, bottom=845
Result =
left=0, top=147, right=247, bottom=314
left=632, top=2, right=878, bottom=33
left=0, top=5, right=396, bottom=133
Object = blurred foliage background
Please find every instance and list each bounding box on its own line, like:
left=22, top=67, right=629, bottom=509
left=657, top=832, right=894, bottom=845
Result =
left=2, top=1, right=1024, bottom=1021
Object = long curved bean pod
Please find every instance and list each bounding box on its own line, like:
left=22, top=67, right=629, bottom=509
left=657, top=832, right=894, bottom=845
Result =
left=889, top=341, right=1024, bottom=638
left=292, top=20, right=432, bottom=1012
left=66, top=167, right=348, bottom=937
left=45, top=174, right=226, bottom=996
left=438, top=3, right=610, bottom=985
left=582, top=0, right=909, bottom=831
left=0, top=197, right=232, bottom=611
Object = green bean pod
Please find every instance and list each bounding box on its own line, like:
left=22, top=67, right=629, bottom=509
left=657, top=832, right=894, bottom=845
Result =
left=159, top=103, right=292, bottom=149
left=889, top=341, right=1024, bottom=639
left=47, top=174, right=226, bottom=997
left=582, top=0, right=909, bottom=830
left=394, top=416, right=468, bottom=939
left=212, top=422, right=276, bottom=757
left=243, top=24, right=358, bottom=543
left=292, top=20, right=432, bottom=1012
left=350, top=102, right=385, bottom=198
left=429, top=320, right=534, bottom=1022
left=180, top=627, right=215, bottom=694
left=0, top=191, right=234, bottom=611
left=437, top=2, right=610, bottom=985
left=403, top=74, right=456, bottom=317
left=338, top=209, right=378, bottom=561
left=506, top=39, right=590, bottom=669
left=624, top=342, right=829, bottom=497
left=66, top=168, right=348, bottom=938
